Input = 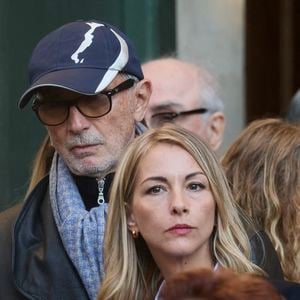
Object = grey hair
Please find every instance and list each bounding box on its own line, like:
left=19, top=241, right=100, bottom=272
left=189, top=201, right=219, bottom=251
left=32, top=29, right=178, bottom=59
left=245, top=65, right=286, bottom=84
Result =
left=122, top=73, right=140, bottom=82
left=196, top=68, right=224, bottom=114
left=119, top=73, right=140, bottom=102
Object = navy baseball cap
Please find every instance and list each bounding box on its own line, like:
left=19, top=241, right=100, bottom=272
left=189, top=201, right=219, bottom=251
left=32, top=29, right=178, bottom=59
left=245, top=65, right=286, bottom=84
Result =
left=18, top=20, right=144, bottom=109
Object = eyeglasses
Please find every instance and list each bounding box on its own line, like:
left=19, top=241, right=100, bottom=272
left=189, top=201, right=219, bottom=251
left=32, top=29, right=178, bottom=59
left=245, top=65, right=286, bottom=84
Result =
left=150, top=108, right=209, bottom=128
left=32, top=79, right=135, bottom=126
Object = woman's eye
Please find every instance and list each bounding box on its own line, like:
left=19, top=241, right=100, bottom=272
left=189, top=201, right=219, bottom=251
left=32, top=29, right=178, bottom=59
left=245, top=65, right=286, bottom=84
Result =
left=146, top=185, right=165, bottom=195
left=188, top=182, right=205, bottom=191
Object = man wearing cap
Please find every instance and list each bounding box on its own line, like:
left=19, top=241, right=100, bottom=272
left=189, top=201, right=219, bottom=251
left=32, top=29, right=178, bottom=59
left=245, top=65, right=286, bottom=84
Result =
left=0, top=20, right=151, bottom=300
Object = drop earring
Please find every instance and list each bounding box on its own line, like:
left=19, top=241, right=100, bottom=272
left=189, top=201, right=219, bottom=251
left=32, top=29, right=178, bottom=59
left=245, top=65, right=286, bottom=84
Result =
left=131, top=229, right=139, bottom=239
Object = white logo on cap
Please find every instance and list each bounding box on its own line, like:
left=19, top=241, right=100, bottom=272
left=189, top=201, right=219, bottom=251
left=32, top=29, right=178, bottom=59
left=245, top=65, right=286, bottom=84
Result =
left=95, top=28, right=129, bottom=93
left=71, top=22, right=103, bottom=64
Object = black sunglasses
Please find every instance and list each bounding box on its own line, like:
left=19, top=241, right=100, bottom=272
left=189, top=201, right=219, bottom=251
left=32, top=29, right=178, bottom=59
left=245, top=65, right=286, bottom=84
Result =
left=150, top=108, right=209, bottom=127
left=32, top=79, right=135, bottom=126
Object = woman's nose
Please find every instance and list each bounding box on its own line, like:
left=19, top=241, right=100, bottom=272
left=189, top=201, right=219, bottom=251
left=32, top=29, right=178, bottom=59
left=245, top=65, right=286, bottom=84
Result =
left=170, top=192, right=189, bottom=215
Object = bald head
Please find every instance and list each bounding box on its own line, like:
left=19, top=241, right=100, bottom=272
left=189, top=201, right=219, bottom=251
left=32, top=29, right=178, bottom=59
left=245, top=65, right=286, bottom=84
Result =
left=142, top=58, right=225, bottom=151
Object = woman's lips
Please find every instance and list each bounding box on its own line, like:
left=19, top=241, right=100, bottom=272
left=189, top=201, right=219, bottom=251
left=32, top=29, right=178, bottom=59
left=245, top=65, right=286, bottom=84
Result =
left=166, top=224, right=195, bottom=235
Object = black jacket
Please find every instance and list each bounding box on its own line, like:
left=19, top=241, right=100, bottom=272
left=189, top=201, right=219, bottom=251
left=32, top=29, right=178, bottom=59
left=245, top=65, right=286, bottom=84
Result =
left=244, top=224, right=284, bottom=279
left=0, top=175, right=284, bottom=299
left=270, top=279, right=300, bottom=300
left=0, top=176, right=89, bottom=300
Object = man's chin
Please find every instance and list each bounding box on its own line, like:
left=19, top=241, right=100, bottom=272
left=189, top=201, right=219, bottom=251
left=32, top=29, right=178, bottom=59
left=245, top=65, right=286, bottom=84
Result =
left=68, top=158, right=114, bottom=177
left=66, top=157, right=96, bottom=175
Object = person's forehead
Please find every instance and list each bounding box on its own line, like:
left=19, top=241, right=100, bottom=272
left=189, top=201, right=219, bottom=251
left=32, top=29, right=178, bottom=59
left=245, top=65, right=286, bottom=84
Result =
left=149, top=101, right=185, bottom=114
left=144, top=65, right=201, bottom=111
left=137, top=143, right=206, bottom=178
left=148, top=79, right=201, bottom=113
left=36, top=87, right=82, bottom=100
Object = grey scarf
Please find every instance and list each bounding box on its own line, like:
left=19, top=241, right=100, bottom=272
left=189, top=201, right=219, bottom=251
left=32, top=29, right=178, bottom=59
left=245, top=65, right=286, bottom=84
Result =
left=48, top=122, right=147, bottom=299
left=49, top=153, right=107, bottom=300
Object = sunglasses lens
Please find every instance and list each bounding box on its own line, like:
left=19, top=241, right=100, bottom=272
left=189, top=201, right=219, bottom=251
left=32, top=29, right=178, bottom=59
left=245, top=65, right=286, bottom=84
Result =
left=77, top=94, right=111, bottom=118
left=37, top=102, right=68, bottom=126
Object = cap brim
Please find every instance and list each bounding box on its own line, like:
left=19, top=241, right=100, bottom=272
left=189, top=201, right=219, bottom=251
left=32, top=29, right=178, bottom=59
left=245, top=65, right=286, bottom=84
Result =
left=18, top=67, right=118, bottom=109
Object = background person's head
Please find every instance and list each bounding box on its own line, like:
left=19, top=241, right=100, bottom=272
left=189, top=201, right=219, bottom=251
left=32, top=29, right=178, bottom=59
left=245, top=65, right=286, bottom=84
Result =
left=19, top=20, right=151, bottom=178
left=99, top=124, right=262, bottom=300
left=142, top=57, right=225, bottom=151
left=222, top=118, right=300, bottom=282
left=285, top=89, right=300, bottom=123
left=159, top=268, right=282, bottom=300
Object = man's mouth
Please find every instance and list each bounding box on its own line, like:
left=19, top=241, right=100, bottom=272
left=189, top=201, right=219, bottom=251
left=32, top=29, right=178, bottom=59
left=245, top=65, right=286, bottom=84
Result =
left=70, top=144, right=99, bottom=154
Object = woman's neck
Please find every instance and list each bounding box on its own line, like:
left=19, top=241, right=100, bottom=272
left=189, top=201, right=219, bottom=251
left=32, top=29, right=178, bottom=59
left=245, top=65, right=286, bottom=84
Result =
left=154, top=247, right=214, bottom=281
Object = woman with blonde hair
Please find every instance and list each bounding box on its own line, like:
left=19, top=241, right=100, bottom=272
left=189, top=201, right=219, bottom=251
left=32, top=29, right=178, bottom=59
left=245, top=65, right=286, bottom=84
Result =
left=98, top=124, right=263, bottom=300
left=222, top=118, right=300, bottom=282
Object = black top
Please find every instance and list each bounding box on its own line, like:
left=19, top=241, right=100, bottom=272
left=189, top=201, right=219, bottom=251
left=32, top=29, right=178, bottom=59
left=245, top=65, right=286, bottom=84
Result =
left=72, top=173, right=114, bottom=210
left=269, top=279, right=300, bottom=300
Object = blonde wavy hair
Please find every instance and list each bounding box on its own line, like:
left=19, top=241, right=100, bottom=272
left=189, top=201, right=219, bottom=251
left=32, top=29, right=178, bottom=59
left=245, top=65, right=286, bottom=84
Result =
left=25, top=135, right=54, bottom=198
left=222, top=118, right=300, bottom=282
left=98, top=124, right=263, bottom=300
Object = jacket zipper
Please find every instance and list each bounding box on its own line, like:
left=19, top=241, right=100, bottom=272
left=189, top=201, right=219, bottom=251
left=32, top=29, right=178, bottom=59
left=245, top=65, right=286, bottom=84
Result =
left=96, top=178, right=105, bottom=205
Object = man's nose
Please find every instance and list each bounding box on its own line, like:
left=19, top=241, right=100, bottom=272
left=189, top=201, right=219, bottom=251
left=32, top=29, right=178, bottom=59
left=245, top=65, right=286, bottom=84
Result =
left=67, top=106, right=90, bottom=132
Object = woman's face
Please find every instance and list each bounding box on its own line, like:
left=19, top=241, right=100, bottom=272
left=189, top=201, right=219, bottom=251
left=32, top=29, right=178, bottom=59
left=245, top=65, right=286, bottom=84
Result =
left=128, top=143, right=216, bottom=266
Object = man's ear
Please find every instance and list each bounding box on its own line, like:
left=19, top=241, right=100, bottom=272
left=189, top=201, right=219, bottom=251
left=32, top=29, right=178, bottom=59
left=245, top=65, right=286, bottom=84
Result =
left=133, top=79, right=152, bottom=122
left=207, top=112, right=225, bottom=151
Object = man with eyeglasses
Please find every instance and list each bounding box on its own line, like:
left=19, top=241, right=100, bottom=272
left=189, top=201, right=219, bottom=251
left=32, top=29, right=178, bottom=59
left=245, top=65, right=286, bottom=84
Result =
left=0, top=20, right=150, bottom=300
left=143, top=57, right=225, bottom=151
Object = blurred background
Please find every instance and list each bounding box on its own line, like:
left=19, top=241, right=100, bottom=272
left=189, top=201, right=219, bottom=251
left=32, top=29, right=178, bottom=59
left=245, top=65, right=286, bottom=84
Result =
left=0, top=0, right=299, bottom=210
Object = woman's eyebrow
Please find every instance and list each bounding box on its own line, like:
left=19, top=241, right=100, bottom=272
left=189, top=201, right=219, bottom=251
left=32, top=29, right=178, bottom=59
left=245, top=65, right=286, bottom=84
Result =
left=140, top=172, right=206, bottom=185
left=185, top=171, right=205, bottom=180
left=140, top=176, right=168, bottom=185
